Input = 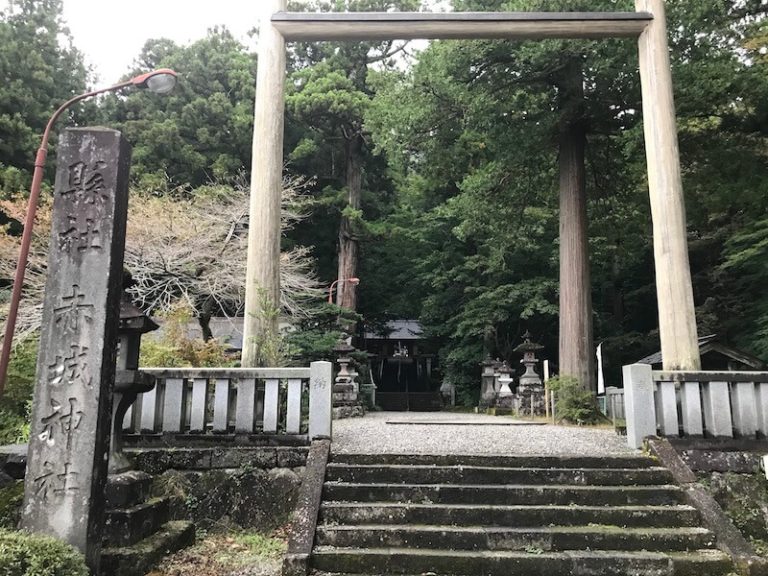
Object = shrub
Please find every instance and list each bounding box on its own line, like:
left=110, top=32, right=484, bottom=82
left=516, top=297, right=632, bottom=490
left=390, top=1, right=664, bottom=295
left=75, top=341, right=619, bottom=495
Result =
left=0, top=528, right=88, bottom=576
left=0, top=408, right=28, bottom=445
left=0, top=337, right=37, bottom=445
left=3, top=339, right=38, bottom=413
left=0, top=482, right=23, bottom=529
left=548, top=375, right=603, bottom=425
left=140, top=303, right=236, bottom=368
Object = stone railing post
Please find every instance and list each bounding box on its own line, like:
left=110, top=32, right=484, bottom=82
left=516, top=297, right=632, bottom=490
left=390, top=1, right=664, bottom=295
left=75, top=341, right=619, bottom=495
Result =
left=309, top=361, right=333, bottom=439
left=623, top=363, right=657, bottom=449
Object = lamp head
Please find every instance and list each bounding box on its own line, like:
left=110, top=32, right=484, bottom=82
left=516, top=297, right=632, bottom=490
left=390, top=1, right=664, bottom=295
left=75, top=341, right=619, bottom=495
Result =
left=130, top=68, right=178, bottom=94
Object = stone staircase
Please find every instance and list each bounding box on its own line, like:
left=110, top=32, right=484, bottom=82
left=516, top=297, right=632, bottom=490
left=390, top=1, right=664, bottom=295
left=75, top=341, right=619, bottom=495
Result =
left=100, top=470, right=194, bottom=576
left=309, top=453, right=733, bottom=575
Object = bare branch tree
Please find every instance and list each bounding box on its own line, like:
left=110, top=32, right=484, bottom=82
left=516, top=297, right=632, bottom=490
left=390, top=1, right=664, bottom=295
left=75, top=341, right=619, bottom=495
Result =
left=0, top=197, right=49, bottom=344
left=0, top=176, right=324, bottom=344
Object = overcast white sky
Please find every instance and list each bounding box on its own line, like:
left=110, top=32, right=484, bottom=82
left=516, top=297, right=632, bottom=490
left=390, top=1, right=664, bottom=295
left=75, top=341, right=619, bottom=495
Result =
left=60, top=0, right=264, bottom=83
left=2, top=0, right=451, bottom=84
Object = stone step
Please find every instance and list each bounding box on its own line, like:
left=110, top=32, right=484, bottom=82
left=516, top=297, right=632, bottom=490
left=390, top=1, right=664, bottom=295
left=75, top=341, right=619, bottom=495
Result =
left=315, top=525, right=716, bottom=553
left=323, top=482, right=685, bottom=506
left=104, top=497, right=170, bottom=547
left=106, top=470, right=153, bottom=509
left=325, top=463, right=674, bottom=486
left=319, top=502, right=701, bottom=528
left=330, top=453, right=658, bottom=469
left=310, top=547, right=732, bottom=576
left=101, top=520, right=195, bottom=576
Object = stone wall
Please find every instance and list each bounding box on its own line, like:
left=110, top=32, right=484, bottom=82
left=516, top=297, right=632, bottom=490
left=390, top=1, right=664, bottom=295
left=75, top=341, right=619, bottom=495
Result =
left=669, top=439, right=768, bottom=556
left=131, top=447, right=308, bottom=531
left=0, top=445, right=308, bottom=533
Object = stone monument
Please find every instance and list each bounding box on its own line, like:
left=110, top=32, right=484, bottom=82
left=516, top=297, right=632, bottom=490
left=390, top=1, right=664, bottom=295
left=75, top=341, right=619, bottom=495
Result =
left=21, top=128, right=130, bottom=570
left=515, top=332, right=545, bottom=417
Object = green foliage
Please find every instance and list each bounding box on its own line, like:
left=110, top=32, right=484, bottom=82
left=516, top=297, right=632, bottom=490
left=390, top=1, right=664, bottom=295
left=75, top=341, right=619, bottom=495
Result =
left=0, top=528, right=88, bottom=576
left=0, top=410, right=29, bottom=446
left=217, top=531, right=286, bottom=563
left=285, top=303, right=362, bottom=364
left=0, top=338, right=37, bottom=444
left=0, top=0, right=90, bottom=196
left=2, top=339, right=37, bottom=413
left=140, top=304, right=236, bottom=368
left=360, top=0, right=768, bottom=388
left=548, top=376, right=602, bottom=425
left=0, top=482, right=23, bottom=530
left=101, top=28, right=256, bottom=190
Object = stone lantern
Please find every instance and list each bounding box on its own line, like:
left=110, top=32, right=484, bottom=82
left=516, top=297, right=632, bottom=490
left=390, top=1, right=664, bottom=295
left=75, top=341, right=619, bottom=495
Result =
left=109, top=293, right=158, bottom=474
left=332, top=333, right=364, bottom=418
left=479, top=355, right=497, bottom=410
left=495, top=360, right=516, bottom=414
left=514, top=331, right=545, bottom=417
left=492, top=357, right=503, bottom=395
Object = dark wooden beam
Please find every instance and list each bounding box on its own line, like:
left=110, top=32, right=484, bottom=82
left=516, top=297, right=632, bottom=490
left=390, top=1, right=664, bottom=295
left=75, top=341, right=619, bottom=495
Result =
left=271, top=11, right=653, bottom=41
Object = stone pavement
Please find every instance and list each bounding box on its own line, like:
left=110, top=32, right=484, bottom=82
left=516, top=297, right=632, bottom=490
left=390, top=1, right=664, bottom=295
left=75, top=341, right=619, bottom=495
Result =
left=332, top=411, right=633, bottom=456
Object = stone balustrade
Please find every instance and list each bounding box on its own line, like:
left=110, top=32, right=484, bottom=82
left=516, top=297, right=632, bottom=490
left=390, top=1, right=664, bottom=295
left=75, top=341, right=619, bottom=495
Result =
left=623, top=364, right=768, bottom=449
left=122, top=362, right=333, bottom=442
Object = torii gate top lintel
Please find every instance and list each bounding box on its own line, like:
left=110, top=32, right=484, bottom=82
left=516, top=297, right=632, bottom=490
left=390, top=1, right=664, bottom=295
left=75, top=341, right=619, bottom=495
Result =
left=271, top=10, right=654, bottom=41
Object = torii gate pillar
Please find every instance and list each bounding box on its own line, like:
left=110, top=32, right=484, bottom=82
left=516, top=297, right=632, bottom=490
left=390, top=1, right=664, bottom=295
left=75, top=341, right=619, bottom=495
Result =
left=242, top=0, right=287, bottom=367
left=636, top=0, right=701, bottom=370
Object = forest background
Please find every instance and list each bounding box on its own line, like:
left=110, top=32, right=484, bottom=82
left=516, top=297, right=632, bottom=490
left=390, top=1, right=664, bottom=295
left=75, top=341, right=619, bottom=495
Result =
left=0, top=0, right=767, bottom=434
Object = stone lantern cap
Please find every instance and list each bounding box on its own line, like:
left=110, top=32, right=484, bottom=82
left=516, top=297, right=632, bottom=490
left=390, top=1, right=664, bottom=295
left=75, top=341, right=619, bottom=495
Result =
left=513, top=331, right=544, bottom=354
left=119, top=293, right=159, bottom=335
left=497, top=360, right=512, bottom=375
left=333, top=333, right=355, bottom=356
left=480, top=353, right=495, bottom=367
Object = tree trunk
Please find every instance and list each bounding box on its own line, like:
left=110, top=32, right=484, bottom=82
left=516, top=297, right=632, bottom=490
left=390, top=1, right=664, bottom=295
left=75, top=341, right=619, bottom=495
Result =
left=558, top=59, right=595, bottom=392
left=198, top=297, right=214, bottom=342
left=336, top=134, right=362, bottom=311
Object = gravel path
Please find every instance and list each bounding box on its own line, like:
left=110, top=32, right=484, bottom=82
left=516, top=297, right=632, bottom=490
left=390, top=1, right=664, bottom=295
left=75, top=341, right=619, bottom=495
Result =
left=332, top=411, right=634, bottom=456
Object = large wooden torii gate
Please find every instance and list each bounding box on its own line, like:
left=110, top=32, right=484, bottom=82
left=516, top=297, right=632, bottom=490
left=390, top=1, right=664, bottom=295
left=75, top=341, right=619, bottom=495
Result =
left=243, top=0, right=701, bottom=377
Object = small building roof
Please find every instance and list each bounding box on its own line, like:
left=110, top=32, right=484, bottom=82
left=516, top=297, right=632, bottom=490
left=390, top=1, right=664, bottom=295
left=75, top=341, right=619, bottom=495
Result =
left=637, top=334, right=767, bottom=370
left=364, top=320, right=424, bottom=341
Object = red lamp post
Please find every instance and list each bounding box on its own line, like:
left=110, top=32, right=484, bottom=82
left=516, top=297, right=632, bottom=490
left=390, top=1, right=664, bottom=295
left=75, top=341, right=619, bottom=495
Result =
left=328, top=277, right=360, bottom=304
left=0, top=68, right=178, bottom=398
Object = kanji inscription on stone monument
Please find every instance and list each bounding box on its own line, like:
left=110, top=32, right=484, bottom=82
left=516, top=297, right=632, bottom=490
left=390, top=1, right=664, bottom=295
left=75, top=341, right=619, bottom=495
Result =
left=22, top=128, right=131, bottom=571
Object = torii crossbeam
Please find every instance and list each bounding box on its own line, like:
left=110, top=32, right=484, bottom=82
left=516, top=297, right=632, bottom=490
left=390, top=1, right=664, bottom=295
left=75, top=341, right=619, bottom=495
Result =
left=271, top=11, right=653, bottom=40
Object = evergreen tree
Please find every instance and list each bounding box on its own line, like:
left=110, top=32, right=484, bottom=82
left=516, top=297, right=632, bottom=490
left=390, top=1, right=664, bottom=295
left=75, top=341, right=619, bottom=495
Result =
left=0, top=0, right=89, bottom=195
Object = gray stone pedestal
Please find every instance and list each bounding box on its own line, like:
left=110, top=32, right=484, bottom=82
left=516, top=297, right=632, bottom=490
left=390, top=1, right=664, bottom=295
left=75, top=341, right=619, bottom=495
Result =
left=518, top=381, right=546, bottom=417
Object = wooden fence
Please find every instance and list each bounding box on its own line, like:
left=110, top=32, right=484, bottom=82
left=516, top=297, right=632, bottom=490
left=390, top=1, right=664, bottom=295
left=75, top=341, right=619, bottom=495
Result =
left=123, top=362, right=333, bottom=441
left=622, top=363, right=768, bottom=448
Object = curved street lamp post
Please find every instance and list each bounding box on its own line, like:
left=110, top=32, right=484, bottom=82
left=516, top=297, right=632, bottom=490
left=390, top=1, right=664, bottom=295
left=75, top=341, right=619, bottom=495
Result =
left=0, top=68, right=178, bottom=397
left=328, top=277, right=361, bottom=304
